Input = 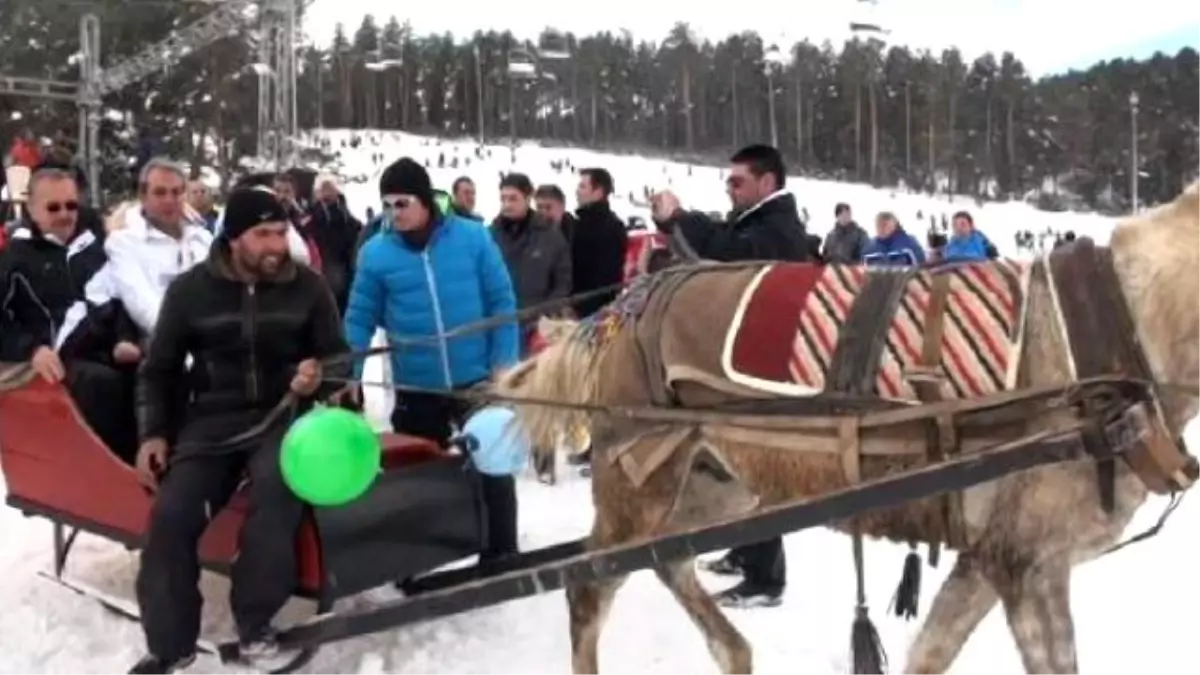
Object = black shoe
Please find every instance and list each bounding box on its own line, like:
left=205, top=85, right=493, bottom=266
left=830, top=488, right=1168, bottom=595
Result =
left=697, top=554, right=743, bottom=577
left=712, top=581, right=784, bottom=608
left=128, top=652, right=196, bottom=674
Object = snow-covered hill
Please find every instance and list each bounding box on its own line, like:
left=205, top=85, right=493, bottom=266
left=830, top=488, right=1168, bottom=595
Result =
left=1, top=131, right=1194, bottom=674
left=306, top=128, right=1122, bottom=256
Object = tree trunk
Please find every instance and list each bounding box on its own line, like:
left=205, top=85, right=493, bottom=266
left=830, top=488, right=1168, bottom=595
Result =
left=869, top=80, right=878, bottom=185
left=928, top=95, right=936, bottom=194
left=731, top=65, right=740, bottom=148
left=1005, top=98, right=1016, bottom=197
left=795, top=72, right=803, bottom=167
left=589, top=82, right=598, bottom=144
left=854, top=83, right=862, bottom=180
left=984, top=96, right=993, bottom=196
left=904, top=81, right=912, bottom=175
left=682, top=61, right=694, bottom=151
left=947, top=94, right=957, bottom=193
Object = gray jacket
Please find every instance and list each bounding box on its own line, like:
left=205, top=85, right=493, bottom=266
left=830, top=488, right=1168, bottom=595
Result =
left=491, top=212, right=573, bottom=327
left=822, top=221, right=869, bottom=264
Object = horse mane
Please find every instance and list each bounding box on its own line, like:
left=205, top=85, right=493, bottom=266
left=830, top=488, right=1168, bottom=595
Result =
left=494, top=322, right=601, bottom=455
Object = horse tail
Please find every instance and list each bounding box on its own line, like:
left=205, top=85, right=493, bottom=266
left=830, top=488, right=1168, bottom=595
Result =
left=494, top=333, right=600, bottom=461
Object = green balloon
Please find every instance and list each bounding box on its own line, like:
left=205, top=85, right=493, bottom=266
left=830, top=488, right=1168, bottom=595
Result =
left=280, top=406, right=381, bottom=506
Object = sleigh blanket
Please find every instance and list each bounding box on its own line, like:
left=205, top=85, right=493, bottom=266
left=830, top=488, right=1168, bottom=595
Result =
left=721, top=261, right=1033, bottom=402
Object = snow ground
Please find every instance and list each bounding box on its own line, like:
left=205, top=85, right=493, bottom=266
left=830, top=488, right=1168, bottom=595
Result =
left=2, top=132, right=1197, bottom=674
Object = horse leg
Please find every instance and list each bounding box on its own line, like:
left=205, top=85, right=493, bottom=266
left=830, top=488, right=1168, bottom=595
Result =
left=905, top=555, right=1000, bottom=673
left=566, top=574, right=627, bottom=674
left=998, top=563, right=1077, bottom=674
left=654, top=559, right=752, bottom=673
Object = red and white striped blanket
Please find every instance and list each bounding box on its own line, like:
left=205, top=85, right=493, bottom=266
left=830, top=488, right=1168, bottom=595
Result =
left=721, top=261, right=1033, bottom=402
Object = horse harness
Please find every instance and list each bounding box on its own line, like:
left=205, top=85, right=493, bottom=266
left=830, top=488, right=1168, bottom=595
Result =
left=625, top=243, right=1197, bottom=555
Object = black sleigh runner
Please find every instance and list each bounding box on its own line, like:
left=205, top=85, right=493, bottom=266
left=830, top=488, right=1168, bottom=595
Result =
left=0, top=186, right=1197, bottom=672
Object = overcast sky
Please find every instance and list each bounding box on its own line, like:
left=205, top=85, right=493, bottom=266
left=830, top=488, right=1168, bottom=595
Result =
left=302, top=0, right=1198, bottom=77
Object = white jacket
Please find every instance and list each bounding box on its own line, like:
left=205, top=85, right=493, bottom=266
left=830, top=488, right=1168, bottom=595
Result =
left=104, top=208, right=214, bottom=335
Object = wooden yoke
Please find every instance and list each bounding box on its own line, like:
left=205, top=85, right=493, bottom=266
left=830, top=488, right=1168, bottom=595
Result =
left=1049, top=240, right=1199, bottom=497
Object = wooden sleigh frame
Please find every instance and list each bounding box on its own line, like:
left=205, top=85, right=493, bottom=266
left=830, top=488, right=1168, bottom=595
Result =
left=0, top=366, right=489, bottom=672
left=0, top=368, right=1184, bottom=671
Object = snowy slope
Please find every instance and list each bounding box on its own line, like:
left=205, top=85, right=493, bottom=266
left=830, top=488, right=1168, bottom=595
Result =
left=1, top=133, right=1195, bottom=674
left=306, top=128, right=1121, bottom=255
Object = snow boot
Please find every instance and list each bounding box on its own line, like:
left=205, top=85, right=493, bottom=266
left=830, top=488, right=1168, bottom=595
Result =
left=127, top=652, right=195, bottom=674
left=712, top=581, right=783, bottom=609
left=239, top=628, right=302, bottom=672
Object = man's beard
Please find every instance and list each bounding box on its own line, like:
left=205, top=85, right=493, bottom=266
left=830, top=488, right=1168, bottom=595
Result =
left=240, top=250, right=287, bottom=279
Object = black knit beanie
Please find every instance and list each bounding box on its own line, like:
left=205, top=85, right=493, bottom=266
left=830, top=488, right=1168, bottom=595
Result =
left=379, top=157, right=434, bottom=211
left=222, top=186, right=289, bottom=240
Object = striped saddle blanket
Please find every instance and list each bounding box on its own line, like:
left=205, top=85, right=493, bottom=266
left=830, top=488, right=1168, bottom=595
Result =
left=720, top=260, right=1033, bottom=402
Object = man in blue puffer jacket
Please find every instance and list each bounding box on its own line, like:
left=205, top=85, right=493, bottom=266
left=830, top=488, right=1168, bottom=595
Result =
left=862, top=211, right=926, bottom=267
left=343, top=157, right=521, bottom=563
left=940, top=210, right=999, bottom=262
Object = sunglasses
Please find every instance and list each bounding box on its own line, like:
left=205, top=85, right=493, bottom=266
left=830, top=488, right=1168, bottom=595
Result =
left=45, top=201, right=79, bottom=214
left=382, top=196, right=417, bottom=211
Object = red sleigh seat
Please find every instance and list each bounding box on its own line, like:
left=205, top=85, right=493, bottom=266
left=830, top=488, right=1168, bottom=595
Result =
left=0, top=375, right=449, bottom=597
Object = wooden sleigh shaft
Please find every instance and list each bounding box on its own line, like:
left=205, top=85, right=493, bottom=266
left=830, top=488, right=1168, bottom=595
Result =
left=245, top=397, right=1152, bottom=658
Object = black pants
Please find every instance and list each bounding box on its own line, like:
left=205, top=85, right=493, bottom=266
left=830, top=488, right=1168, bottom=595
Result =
left=731, top=536, right=786, bottom=592
left=65, top=359, right=138, bottom=464
left=135, top=431, right=303, bottom=660
left=391, top=387, right=518, bottom=560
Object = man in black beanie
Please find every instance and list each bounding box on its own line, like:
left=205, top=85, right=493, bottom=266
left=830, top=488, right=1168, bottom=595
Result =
left=343, top=157, right=522, bottom=566
left=129, top=186, right=349, bottom=673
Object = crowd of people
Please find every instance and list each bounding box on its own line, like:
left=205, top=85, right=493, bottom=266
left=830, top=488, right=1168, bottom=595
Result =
left=0, top=131, right=1027, bottom=672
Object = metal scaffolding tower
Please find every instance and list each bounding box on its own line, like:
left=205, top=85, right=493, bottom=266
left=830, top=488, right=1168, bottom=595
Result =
left=256, top=0, right=299, bottom=169
left=0, top=0, right=304, bottom=203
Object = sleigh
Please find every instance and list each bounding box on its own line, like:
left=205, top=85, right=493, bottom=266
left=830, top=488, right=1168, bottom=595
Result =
left=1, top=238, right=1196, bottom=673
left=0, top=366, right=487, bottom=672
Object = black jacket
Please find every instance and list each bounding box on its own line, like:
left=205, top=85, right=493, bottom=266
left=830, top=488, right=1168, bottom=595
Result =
left=566, top=201, right=628, bottom=317
left=666, top=192, right=810, bottom=263
left=306, top=196, right=363, bottom=307
left=0, top=220, right=107, bottom=361
left=136, top=239, right=349, bottom=449
left=491, top=210, right=572, bottom=321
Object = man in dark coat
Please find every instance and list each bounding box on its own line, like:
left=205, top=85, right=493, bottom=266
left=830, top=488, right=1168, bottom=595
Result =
left=822, top=202, right=869, bottom=263
left=568, top=168, right=628, bottom=318
left=128, top=187, right=349, bottom=674
left=308, top=175, right=363, bottom=314
left=652, top=145, right=809, bottom=264
left=652, top=143, right=807, bottom=609
left=491, top=172, right=572, bottom=351
left=450, top=176, right=484, bottom=222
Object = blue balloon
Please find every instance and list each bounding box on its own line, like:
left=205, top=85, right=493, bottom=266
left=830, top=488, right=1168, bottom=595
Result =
left=461, top=405, right=530, bottom=476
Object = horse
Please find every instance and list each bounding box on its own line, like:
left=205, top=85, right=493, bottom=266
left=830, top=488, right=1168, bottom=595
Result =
left=497, top=180, right=1200, bottom=674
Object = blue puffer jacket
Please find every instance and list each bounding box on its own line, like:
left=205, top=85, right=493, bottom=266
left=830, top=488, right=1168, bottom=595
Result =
left=862, top=228, right=926, bottom=267
left=343, top=214, right=520, bottom=390
left=941, top=230, right=996, bottom=262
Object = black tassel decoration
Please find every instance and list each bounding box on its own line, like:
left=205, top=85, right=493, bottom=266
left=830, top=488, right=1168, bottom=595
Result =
left=850, top=532, right=887, bottom=673
left=851, top=604, right=887, bottom=674
left=889, top=544, right=922, bottom=620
